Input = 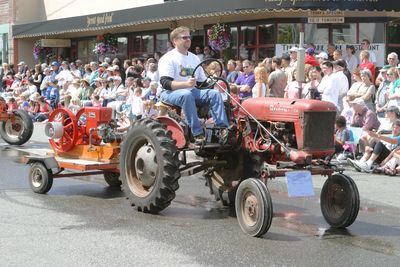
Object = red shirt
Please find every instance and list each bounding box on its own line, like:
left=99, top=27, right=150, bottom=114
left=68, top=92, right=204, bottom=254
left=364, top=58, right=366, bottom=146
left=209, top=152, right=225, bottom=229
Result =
left=305, top=54, right=319, bottom=67
left=359, top=62, right=375, bottom=81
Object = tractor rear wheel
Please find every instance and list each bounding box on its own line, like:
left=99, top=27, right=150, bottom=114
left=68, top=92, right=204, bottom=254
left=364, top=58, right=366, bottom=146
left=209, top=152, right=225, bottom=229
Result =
left=0, top=109, right=33, bottom=145
left=235, top=178, right=273, bottom=237
left=320, top=173, right=359, bottom=228
left=120, top=118, right=180, bottom=213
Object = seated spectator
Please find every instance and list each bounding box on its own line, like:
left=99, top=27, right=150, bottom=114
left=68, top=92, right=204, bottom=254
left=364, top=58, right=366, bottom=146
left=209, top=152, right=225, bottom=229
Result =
left=34, top=96, right=52, bottom=122
left=348, top=119, right=400, bottom=172
left=334, top=115, right=352, bottom=157
left=7, top=97, right=18, bottom=111
left=375, top=147, right=400, bottom=175
left=350, top=98, right=380, bottom=131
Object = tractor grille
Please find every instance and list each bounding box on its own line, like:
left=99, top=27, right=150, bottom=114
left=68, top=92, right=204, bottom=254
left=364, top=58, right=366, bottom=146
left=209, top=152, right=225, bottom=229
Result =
left=302, top=112, right=336, bottom=150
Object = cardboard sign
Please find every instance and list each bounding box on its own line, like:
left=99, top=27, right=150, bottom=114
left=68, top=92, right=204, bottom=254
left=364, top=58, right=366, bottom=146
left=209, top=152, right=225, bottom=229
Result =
left=285, top=170, right=315, bottom=197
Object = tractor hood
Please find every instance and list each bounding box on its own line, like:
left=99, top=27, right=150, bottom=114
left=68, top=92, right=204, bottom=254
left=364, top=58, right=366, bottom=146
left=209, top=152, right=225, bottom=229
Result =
left=240, top=98, right=337, bottom=122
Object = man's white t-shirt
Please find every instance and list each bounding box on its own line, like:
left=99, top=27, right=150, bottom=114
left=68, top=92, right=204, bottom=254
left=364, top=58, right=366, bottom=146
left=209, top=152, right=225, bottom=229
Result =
left=158, top=48, right=207, bottom=90
left=318, top=73, right=339, bottom=108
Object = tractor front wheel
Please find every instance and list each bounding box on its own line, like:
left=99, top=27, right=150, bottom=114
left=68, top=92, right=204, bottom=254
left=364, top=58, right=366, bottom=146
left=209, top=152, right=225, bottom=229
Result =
left=235, top=178, right=273, bottom=237
left=29, top=162, right=53, bottom=194
left=0, top=109, right=33, bottom=145
left=120, top=118, right=180, bottom=213
left=104, top=172, right=121, bottom=187
left=320, top=173, right=359, bottom=228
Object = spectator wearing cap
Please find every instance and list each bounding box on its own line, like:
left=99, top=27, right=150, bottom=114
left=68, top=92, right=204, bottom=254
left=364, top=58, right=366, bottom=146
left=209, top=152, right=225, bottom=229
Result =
left=77, top=78, right=94, bottom=106
left=375, top=65, right=392, bottom=117
left=17, top=61, right=28, bottom=79
left=344, top=45, right=358, bottom=73
left=50, top=61, right=60, bottom=83
left=75, top=59, right=84, bottom=77
left=315, top=51, right=329, bottom=65
left=361, top=39, right=377, bottom=64
left=377, top=106, right=400, bottom=134
left=350, top=98, right=380, bottom=132
left=332, top=60, right=349, bottom=113
left=39, top=67, right=52, bottom=96
left=359, top=50, right=375, bottom=81
left=288, top=47, right=298, bottom=68
left=305, top=47, right=319, bottom=67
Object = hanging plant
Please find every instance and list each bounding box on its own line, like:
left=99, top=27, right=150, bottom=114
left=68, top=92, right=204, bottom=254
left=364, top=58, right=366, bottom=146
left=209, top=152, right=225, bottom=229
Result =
left=32, top=40, right=53, bottom=63
left=93, top=33, right=118, bottom=55
left=207, top=23, right=231, bottom=51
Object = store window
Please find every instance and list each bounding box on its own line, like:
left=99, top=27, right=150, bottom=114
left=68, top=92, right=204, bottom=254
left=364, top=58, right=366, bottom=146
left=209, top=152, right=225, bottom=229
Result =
left=237, top=25, right=275, bottom=61
left=332, top=24, right=356, bottom=44
left=0, top=33, right=8, bottom=63
left=77, top=39, right=97, bottom=63
left=142, top=35, right=154, bottom=53
left=116, top=37, right=128, bottom=59
left=305, top=24, right=329, bottom=44
left=359, top=23, right=384, bottom=43
left=156, top=33, right=168, bottom=53
left=278, top=24, right=301, bottom=44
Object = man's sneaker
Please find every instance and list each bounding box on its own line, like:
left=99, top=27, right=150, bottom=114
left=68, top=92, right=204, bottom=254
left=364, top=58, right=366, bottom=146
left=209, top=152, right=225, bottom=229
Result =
left=336, top=153, right=347, bottom=161
left=347, top=159, right=362, bottom=172
left=194, top=134, right=206, bottom=145
left=219, top=125, right=237, bottom=145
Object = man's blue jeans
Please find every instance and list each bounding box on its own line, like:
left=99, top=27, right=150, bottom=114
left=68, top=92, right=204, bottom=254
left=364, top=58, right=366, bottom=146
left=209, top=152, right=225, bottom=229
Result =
left=160, top=88, right=229, bottom=136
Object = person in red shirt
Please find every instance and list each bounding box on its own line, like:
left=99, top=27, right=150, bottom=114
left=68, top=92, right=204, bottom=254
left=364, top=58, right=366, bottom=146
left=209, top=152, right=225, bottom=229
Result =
left=305, top=47, right=319, bottom=67
left=359, top=50, right=375, bottom=81
left=7, top=97, right=18, bottom=110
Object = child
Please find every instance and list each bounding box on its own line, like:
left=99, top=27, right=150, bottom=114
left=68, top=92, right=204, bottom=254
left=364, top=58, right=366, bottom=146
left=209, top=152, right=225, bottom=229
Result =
left=91, top=94, right=102, bottom=107
left=334, top=115, right=352, bottom=160
left=7, top=97, right=18, bottom=111
left=127, top=87, right=143, bottom=120
left=230, top=84, right=240, bottom=117
left=143, top=100, right=158, bottom=118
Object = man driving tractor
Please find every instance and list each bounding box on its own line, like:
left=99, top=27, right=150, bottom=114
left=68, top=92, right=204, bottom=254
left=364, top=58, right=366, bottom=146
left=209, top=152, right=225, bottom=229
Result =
left=158, top=26, right=234, bottom=145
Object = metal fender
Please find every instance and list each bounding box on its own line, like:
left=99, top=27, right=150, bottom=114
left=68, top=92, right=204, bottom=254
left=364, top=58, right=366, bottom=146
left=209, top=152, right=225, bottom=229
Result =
left=156, top=116, right=187, bottom=149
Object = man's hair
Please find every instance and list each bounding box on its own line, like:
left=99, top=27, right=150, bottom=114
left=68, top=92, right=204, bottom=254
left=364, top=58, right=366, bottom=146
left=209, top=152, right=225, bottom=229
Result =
left=362, top=39, right=370, bottom=45
left=170, top=26, right=190, bottom=42
left=321, top=60, right=333, bottom=69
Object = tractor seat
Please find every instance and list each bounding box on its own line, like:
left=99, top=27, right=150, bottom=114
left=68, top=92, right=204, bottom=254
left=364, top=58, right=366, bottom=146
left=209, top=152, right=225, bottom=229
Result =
left=160, top=101, right=209, bottom=118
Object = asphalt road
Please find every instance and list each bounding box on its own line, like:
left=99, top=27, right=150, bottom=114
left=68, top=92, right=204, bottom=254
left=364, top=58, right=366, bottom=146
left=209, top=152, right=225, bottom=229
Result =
left=0, top=123, right=399, bottom=266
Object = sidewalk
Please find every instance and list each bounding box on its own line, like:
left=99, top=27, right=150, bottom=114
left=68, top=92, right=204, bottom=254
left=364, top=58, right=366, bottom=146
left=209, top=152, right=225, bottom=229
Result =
left=3, top=122, right=400, bottom=209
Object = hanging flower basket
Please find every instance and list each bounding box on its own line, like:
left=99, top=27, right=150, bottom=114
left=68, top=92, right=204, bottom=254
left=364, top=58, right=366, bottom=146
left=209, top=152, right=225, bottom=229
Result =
left=93, top=33, right=118, bottom=55
left=207, top=23, right=231, bottom=51
left=33, top=40, right=53, bottom=63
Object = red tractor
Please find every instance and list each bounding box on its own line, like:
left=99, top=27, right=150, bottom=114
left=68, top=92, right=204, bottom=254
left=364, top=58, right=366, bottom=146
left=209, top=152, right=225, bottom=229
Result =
left=0, top=96, right=33, bottom=145
left=120, top=59, right=360, bottom=237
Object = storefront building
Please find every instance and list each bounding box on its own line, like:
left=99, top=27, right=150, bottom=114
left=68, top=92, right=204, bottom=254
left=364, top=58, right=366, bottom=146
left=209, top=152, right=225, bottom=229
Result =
left=12, top=0, right=400, bottom=67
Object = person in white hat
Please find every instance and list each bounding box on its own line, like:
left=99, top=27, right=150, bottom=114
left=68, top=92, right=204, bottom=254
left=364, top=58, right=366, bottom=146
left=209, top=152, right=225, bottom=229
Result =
left=315, top=51, right=329, bottom=65
left=289, top=47, right=298, bottom=68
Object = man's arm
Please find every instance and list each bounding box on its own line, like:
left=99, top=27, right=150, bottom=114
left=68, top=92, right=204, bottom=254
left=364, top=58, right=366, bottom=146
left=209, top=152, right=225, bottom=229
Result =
left=160, top=76, right=196, bottom=91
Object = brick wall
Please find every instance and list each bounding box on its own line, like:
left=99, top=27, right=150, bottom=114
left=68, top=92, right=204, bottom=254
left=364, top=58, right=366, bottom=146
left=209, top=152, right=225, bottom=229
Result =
left=0, top=0, right=10, bottom=24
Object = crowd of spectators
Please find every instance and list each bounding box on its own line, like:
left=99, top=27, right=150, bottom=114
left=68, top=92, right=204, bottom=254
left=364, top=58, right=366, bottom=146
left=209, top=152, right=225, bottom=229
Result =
left=1, top=37, right=400, bottom=175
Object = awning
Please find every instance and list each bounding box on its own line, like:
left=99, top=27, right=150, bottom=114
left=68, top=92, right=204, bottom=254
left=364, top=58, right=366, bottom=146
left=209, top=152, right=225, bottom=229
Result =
left=12, top=0, right=400, bottom=38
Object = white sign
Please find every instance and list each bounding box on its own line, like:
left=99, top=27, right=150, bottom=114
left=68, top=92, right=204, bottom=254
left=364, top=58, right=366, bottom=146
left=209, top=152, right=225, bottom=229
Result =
left=276, top=43, right=386, bottom=67
left=40, top=39, right=71, bottom=48
left=308, top=17, right=344, bottom=24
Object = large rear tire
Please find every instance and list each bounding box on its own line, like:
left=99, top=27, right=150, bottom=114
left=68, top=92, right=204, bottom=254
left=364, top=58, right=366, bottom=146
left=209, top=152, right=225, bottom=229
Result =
left=235, top=178, right=273, bottom=237
left=320, top=173, right=359, bottom=228
left=0, top=109, right=33, bottom=145
left=120, top=118, right=180, bottom=213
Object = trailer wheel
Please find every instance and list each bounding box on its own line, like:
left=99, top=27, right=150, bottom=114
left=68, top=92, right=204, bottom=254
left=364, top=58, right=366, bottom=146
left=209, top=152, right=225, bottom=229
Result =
left=120, top=118, right=180, bottom=213
left=320, top=173, right=359, bottom=228
left=29, top=162, right=53, bottom=194
left=0, top=109, right=33, bottom=145
left=104, top=172, right=121, bottom=187
left=235, top=178, right=273, bottom=237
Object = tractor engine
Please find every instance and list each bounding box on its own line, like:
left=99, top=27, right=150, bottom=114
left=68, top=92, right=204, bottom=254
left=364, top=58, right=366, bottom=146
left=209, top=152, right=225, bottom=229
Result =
left=45, top=107, right=123, bottom=161
left=239, top=97, right=337, bottom=165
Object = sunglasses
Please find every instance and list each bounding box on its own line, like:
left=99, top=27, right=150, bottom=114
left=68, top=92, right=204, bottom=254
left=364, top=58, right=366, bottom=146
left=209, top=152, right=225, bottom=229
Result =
left=179, top=35, right=191, bottom=40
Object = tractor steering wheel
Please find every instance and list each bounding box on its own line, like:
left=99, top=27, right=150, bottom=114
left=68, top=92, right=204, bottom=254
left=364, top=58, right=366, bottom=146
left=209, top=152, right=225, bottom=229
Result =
left=192, top=58, right=224, bottom=89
